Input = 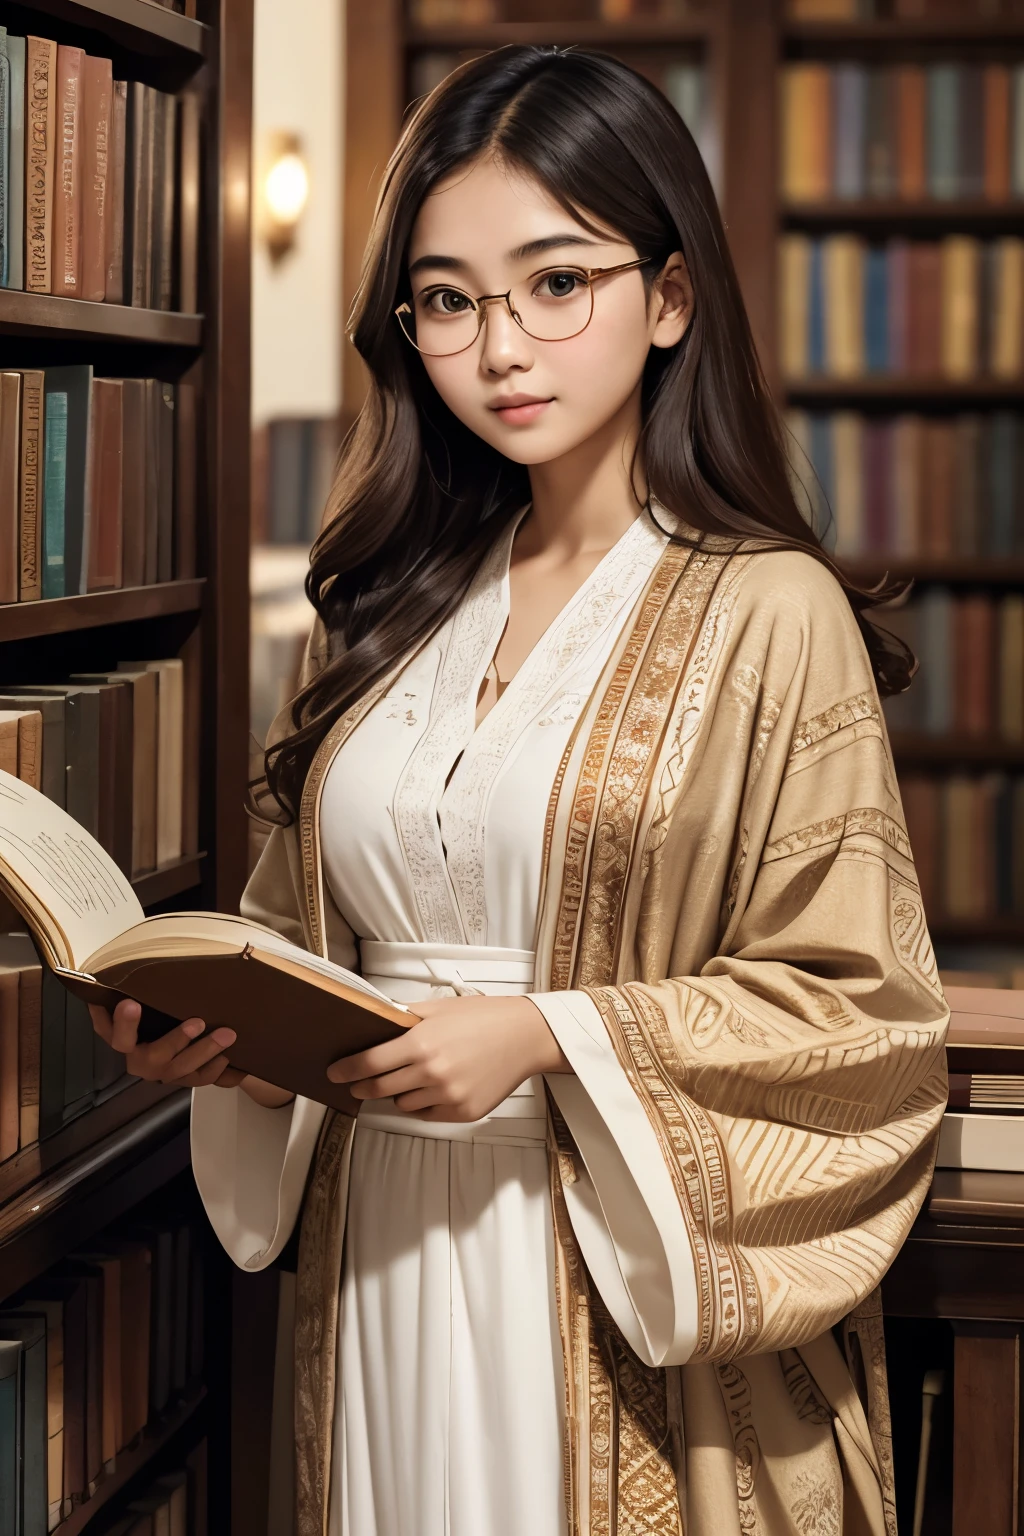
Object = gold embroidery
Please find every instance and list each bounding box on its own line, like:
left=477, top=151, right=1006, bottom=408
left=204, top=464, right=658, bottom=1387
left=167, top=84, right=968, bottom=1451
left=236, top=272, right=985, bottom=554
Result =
left=790, top=692, right=880, bottom=757
left=763, top=807, right=913, bottom=865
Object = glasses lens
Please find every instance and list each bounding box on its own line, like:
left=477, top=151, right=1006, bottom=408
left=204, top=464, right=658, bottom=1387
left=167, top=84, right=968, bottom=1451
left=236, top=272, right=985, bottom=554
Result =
left=401, top=288, right=480, bottom=356
left=512, top=268, right=594, bottom=342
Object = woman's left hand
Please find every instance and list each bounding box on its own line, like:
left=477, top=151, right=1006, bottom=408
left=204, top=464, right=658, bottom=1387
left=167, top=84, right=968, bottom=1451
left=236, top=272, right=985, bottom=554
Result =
left=326, top=993, right=571, bottom=1122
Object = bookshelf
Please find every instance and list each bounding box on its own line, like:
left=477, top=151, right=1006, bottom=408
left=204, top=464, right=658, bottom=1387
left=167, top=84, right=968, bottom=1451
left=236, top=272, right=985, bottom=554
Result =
left=0, top=0, right=252, bottom=1529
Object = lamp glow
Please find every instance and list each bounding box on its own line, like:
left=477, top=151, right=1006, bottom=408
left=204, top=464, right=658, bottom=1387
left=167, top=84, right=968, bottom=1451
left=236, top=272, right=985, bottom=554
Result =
left=265, top=152, right=309, bottom=224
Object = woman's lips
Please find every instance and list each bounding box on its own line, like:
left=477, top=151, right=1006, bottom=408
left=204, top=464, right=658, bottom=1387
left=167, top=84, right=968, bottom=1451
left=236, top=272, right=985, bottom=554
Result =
left=490, top=399, right=552, bottom=425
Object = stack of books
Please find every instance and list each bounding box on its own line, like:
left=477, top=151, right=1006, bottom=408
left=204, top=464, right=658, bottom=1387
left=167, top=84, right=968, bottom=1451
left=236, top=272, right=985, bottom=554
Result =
left=0, top=32, right=199, bottom=311
left=0, top=1214, right=205, bottom=1532
left=901, top=776, right=1024, bottom=922
left=939, top=986, right=1024, bottom=1170
left=781, top=62, right=1024, bottom=202
left=0, top=369, right=196, bottom=603
left=881, top=590, right=1024, bottom=739
left=787, top=409, right=1024, bottom=558
left=779, top=233, right=1024, bottom=379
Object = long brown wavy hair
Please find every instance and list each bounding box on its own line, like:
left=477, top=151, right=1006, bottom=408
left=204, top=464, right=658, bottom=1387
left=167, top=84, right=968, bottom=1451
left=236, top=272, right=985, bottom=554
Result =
left=256, top=45, right=912, bottom=823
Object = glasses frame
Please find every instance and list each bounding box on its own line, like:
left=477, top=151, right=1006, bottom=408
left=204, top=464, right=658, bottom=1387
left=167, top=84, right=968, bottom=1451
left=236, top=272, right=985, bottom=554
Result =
left=395, top=255, right=654, bottom=357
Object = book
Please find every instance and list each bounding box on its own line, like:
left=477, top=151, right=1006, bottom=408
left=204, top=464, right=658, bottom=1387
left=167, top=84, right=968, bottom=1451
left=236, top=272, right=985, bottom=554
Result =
left=0, top=709, right=41, bottom=787
left=833, top=63, right=865, bottom=201
left=69, top=675, right=133, bottom=874
left=14, top=1298, right=63, bottom=1528
left=896, top=65, right=926, bottom=199
left=0, top=32, right=11, bottom=288
left=177, top=92, right=200, bottom=313
left=0, top=371, right=20, bottom=603
left=74, top=1253, right=121, bottom=1463
left=941, top=236, right=980, bottom=379
left=114, top=667, right=157, bottom=875
left=0, top=965, right=18, bottom=1159
left=111, top=1242, right=150, bottom=1444
left=174, top=381, right=196, bottom=578
left=6, top=35, right=25, bottom=291
left=18, top=369, right=44, bottom=601
left=86, top=377, right=123, bottom=592
left=120, top=378, right=146, bottom=587
left=43, top=366, right=92, bottom=597
left=119, top=660, right=182, bottom=865
left=125, top=84, right=154, bottom=309
left=81, top=55, right=112, bottom=304
left=1, top=934, right=42, bottom=1147
left=0, top=767, right=413, bottom=1111
left=936, top=1112, right=1024, bottom=1172
left=53, top=46, right=83, bottom=299
left=0, top=1316, right=47, bottom=1536
left=150, top=91, right=175, bottom=311
left=157, top=384, right=174, bottom=581
left=0, top=694, right=63, bottom=807
left=143, top=379, right=159, bottom=584
left=41, top=387, right=67, bottom=599
left=984, top=64, right=1011, bottom=202
left=106, top=80, right=126, bottom=303
left=0, top=1340, right=21, bottom=1536
left=25, top=38, right=56, bottom=295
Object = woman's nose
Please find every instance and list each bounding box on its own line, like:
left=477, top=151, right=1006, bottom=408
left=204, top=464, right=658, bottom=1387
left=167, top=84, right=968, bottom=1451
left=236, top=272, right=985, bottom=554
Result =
left=478, top=298, right=533, bottom=374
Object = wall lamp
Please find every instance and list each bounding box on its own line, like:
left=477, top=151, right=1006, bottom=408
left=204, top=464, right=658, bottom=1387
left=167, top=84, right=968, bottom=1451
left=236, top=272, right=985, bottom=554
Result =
left=261, top=131, right=310, bottom=264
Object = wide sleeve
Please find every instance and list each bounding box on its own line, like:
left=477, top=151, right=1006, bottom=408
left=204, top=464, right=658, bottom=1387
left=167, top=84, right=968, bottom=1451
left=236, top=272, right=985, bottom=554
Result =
left=532, top=553, right=949, bottom=1366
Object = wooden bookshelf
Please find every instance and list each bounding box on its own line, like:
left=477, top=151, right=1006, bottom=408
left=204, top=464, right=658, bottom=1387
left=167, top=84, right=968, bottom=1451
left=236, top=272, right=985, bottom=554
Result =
left=15, top=0, right=208, bottom=58
left=782, top=199, right=1024, bottom=231
left=785, top=377, right=1024, bottom=402
left=0, top=289, right=203, bottom=345
left=0, top=579, right=205, bottom=641
left=889, top=733, right=1024, bottom=767
left=841, top=558, right=1024, bottom=587
left=405, top=17, right=715, bottom=46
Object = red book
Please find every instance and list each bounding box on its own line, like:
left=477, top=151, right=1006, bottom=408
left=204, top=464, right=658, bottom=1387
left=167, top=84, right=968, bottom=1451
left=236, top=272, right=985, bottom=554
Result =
left=86, top=379, right=124, bottom=591
left=81, top=55, right=112, bottom=303
left=920, top=419, right=953, bottom=557
left=887, top=239, right=909, bottom=374
left=953, top=595, right=995, bottom=737
left=907, top=243, right=941, bottom=376
left=53, top=46, right=84, bottom=298
left=984, top=65, right=1011, bottom=203
left=896, top=66, right=926, bottom=200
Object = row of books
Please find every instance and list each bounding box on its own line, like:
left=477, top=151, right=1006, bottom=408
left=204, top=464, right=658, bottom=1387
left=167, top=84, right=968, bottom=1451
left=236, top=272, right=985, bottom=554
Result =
left=787, top=410, right=1024, bottom=558
left=0, top=33, right=198, bottom=310
left=903, top=772, right=1024, bottom=921
left=941, top=989, right=1024, bottom=1175
left=0, top=1214, right=204, bottom=1533
left=100, top=1443, right=207, bottom=1536
left=252, top=416, right=337, bottom=547
left=789, top=0, right=1024, bottom=17
left=407, top=0, right=701, bottom=17
left=0, top=657, right=195, bottom=879
left=0, top=370, right=196, bottom=603
left=779, top=234, right=1024, bottom=379
left=781, top=63, right=1024, bottom=203
left=881, top=591, right=1024, bottom=739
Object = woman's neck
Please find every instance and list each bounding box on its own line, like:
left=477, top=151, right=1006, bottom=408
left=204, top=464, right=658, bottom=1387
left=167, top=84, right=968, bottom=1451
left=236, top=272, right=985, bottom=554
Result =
left=517, top=388, right=647, bottom=563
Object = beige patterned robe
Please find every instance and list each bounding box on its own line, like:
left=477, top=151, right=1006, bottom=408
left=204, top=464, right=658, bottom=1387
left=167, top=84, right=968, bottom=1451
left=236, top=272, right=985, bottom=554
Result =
left=242, top=536, right=949, bottom=1536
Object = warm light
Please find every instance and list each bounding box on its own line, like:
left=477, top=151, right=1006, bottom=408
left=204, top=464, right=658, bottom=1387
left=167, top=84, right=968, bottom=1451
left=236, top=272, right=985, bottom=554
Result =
left=266, top=152, right=309, bottom=224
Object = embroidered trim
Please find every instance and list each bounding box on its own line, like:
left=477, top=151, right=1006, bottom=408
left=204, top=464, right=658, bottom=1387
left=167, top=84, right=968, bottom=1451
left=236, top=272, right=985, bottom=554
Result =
left=763, top=807, right=913, bottom=865
left=790, top=692, right=880, bottom=757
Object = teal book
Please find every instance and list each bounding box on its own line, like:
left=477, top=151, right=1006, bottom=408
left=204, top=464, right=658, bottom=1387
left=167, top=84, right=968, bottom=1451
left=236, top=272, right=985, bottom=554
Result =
left=0, top=28, right=10, bottom=290
left=44, top=368, right=93, bottom=597
left=0, top=1317, right=47, bottom=1536
left=5, top=35, right=23, bottom=290
left=0, top=1338, right=21, bottom=1536
left=927, top=65, right=959, bottom=200
left=42, top=391, right=67, bottom=599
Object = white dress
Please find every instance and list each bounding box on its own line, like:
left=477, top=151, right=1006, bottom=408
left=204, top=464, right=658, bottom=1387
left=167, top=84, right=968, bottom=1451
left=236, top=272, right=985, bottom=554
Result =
left=191, top=507, right=700, bottom=1536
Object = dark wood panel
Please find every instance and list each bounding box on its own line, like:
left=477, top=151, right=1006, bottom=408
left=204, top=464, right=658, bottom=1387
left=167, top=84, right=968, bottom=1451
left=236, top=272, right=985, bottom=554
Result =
left=786, top=376, right=1024, bottom=402
left=0, top=290, right=202, bottom=345
left=952, top=1329, right=1020, bottom=1536
left=406, top=17, right=713, bottom=46
left=889, top=733, right=1024, bottom=767
left=58, top=1390, right=207, bottom=1536
left=0, top=1095, right=190, bottom=1301
left=9, top=0, right=207, bottom=56
left=786, top=17, right=1024, bottom=43
left=0, top=580, right=205, bottom=641
left=842, top=558, right=1024, bottom=586
left=930, top=917, right=1024, bottom=943
left=884, top=1237, right=1024, bottom=1320
left=783, top=198, right=1024, bottom=231
left=132, top=852, right=207, bottom=906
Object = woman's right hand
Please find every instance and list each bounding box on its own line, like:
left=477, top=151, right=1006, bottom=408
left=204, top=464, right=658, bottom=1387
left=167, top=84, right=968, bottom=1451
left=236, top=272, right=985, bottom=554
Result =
left=88, top=998, right=244, bottom=1088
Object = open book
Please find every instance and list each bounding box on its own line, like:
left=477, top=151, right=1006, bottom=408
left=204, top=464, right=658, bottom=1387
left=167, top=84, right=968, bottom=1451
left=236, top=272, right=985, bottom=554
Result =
left=0, top=769, right=412, bottom=1111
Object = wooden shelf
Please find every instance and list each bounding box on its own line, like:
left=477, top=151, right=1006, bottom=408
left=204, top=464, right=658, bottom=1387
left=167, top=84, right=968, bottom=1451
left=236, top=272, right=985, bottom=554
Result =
left=785, top=376, right=1024, bottom=402
left=786, top=17, right=1024, bottom=44
left=889, top=732, right=1024, bottom=766
left=132, top=853, right=206, bottom=906
left=0, top=1092, right=190, bottom=1301
left=406, top=17, right=713, bottom=47
left=0, top=580, right=205, bottom=641
left=6, top=0, right=207, bottom=60
left=0, top=290, right=202, bottom=346
left=841, top=557, right=1024, bottom=585
left=782, top=198, right=1024, bottom=229
left=929, top=916, right=1024, bottom=944
left=58, top=1388, right=207, bottom=1536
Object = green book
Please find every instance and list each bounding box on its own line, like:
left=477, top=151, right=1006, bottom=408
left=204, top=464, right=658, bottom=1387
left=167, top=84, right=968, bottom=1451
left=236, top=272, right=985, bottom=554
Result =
left=42, top=392, right=68, bottom=599
left=927, top=65, right=959, bottom=200
left=0, top=1317, right=47, bottom=1536
left=0, top=1338, right=21, bottom=1536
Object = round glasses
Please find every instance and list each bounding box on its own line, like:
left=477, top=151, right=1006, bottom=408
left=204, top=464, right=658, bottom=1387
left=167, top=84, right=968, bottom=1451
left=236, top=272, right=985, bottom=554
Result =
left=394, top=256, right=653, bottom=357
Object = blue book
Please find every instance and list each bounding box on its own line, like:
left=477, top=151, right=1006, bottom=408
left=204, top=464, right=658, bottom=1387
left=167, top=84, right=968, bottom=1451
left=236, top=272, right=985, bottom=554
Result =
left=807, top=241, right=825, bottom=373
left=833, top=64, right=865, bottom=199
left=0, top=1339, right=21, bottom=1536
left=864, top=246, right=888, bottom=372
left=919, top=588, right=952, bottom=736
left=42, top=391, right=67, bottom=599
left=5, top=35, right=22, bottom=289
left=43, top=368, right=92, bottom=597
left=927, top=65, right=959, bottom=199
left=0, top=28, right=10, bottom=289
left=989, top=411, right=1015, bottom=557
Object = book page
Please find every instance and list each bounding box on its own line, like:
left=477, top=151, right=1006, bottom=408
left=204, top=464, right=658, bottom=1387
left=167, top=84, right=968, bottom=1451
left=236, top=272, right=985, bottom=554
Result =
left=0, top=769, right=143, bottom=970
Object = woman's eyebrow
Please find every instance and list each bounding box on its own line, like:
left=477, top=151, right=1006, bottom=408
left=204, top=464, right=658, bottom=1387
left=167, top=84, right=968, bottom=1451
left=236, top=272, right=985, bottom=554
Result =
left=408, top=233, right=603, bottom=280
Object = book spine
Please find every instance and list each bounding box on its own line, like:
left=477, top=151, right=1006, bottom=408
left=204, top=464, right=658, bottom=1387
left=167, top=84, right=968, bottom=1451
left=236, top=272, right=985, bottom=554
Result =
left=1014, top=67, right=1024, bottom=200
left=153, top=93, right=176, bottom=311
left=177, top=91, right=199, bottom=312
left=927, top=64, right=959, bottom=200
left=833, top=63, right=865, bottom=200
left=5, top=36, right=24, bottom=290
left=0, top=372, right=20, bottom=604
left=25, top=37, right=56, bottom=295
left=105, top=80, right=126, bottom=303
left=81, top=56, right=111, bottom=304
left=157, top=384, right=174, bottom=582
left=941, top=235, right=980, bottom=379
left=0, top=34, right=10, bottom=291
left=86, top=378, right=123, bottom=592
left=174, top=380, right=196, bottom=578
left=18, top=369, right=43, bottom=602
left=53, top=46, right=83, bottom=298
left=133, top=86, right=155, bottom=308
left=897, top=65, right=926, bottom=200
left=42, top=390, right=67, bottom=599
left=984, top=65, right=1011, bottom=203
left=18, top=963, right=41, bottom=1146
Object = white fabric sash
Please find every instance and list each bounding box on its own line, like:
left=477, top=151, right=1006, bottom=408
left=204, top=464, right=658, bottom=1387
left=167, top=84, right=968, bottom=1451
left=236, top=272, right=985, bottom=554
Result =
left=355, top=940, right=547, bottom=1146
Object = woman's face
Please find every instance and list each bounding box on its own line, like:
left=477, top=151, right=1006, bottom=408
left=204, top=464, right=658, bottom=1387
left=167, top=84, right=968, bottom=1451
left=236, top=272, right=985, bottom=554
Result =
left=404, top=155, right=691, bottom=466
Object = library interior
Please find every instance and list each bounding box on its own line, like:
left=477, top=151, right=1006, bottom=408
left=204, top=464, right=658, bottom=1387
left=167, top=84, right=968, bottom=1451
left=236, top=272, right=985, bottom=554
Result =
left=1, top=0, right=1024, bottom=1532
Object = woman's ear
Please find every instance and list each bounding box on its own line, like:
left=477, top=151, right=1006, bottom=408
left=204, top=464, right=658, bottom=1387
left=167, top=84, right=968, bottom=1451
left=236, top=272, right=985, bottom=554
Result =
left=649, top=251, right=693, bottom=350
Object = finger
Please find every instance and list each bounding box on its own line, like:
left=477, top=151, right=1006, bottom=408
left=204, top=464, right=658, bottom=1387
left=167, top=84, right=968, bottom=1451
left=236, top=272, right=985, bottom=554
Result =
left=349, top=1065, right=430, bottom=1102
left=88, top=1004, right=114, bottom=1045
left=142, top=1018, right=235, bottom=1071
left=110, top=998, right=142, bottom=1054
left=327, top=1033, right=420, bottom=1084
left=393, top=1087, right=461, bottom=1116
left=147, top=1028, right=237, bottom=1083
left=175, top=1053, right=237, bottom=1088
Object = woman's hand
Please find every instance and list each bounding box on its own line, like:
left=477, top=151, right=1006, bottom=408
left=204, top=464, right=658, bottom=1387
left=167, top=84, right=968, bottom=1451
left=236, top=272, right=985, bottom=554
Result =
left=88, top=999, right=295, bottom=1107
left=326, top=993, right=570, bottom=1123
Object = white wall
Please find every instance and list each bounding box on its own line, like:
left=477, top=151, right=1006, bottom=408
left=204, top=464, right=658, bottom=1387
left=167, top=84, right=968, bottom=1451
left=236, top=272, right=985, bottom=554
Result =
left=251, top=0, right=342, bottom=426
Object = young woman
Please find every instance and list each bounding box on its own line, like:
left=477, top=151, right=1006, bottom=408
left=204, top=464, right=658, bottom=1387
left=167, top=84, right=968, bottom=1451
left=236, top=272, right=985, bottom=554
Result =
left=92, top=46, right=948, bottom=1536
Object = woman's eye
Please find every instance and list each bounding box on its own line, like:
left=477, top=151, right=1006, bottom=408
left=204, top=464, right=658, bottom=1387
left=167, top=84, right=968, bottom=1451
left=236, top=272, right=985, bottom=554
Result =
left=424, top=289, right=473, bottom=316
left=537, top=271, right=584, bottom=300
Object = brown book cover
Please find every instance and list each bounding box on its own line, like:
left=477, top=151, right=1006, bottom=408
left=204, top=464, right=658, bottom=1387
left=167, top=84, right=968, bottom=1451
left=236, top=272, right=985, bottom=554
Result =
left=920, top=419, right=953, bottom=556
left=180, top=628, right=200, bottom=858
left=0, top=966, right=19, bottom=1158
left=952, top=414, right=982, bottom=556
left=0, top=372, right=21, bottom=603
left=121, top=378, right=147, bottom=586
left=174, top=379, right=196, bottom=578
left=0, top=716, right=17, bottom=775
left=53, top=47, right=84, bottom=299
left=16, top=956, right=42, bottom=1147
left=32, top=1277, right=86, bottom=1507
left=132, top=85, right=155, bottom=308
left=157, top=384, right=174, bottom=582
left=111, top=1242, right=151, bottom=1445
left=896, top=65, right=926, bottom=199
left=70, top=675, right=135, bottom=874
left=120, top=660, right=183, bottom=865
left=144, top=379, right=160, bottom=583
left=984, top=64, right=1011, bottom=202
left=941, top=236, right=981, bottom=380
left=953, top=595, right=995, bottom=735
left=76, top=1253, right=123, bottom=1463
left=55, top=1265, right=103, bottom=1491
left=907, top=243, right=941, bottom=375
left=15, top=708, right=43, bottom=790
left=901, top=774, right=940, bottom=915
left=86, top=377, right=124, bottom=592
left=999, top=594, right=1024, bottom=741
left=81, top=55, right=113, bottom=304
left=17, top=370, right=44, bottom=602
left=177, top=92, right=200, bottom=313
left=120, top=668, right=158, bottom=875
left=151, top=92, right=176, bottom=311
left=25, top=37, right=57, bottom=295
left=106, top=80, right=127, bottom=303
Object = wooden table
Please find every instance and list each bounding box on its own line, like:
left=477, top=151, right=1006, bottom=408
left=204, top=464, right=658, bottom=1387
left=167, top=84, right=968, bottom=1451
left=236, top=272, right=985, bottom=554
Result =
left=883, top=1170, right=1024, bottom=1534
